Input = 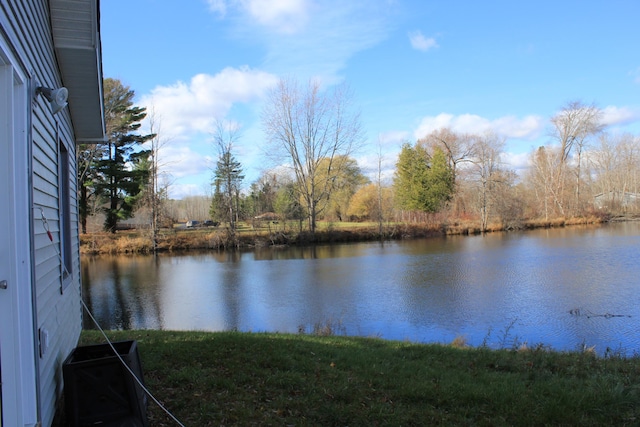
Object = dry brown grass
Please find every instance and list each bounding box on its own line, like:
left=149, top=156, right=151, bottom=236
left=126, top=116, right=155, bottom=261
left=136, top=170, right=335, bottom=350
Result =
left=564, top=214, right=607, bottom=225
left=80, top=214, right=611, bottom=254
left=522, top=217, right=567, bottom=229
left=443, top=219, right=504, bottom=235
left=450, top=335, right=468, bottom=348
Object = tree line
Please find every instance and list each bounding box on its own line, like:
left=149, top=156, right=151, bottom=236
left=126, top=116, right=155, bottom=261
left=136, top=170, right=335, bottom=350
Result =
left=77, top=78, right=640, bottom=238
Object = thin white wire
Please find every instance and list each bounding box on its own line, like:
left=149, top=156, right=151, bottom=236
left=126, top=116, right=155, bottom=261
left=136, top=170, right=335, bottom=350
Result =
left=35, top=206, right=186, bottom=427
left=81, top=299, right=186, bottom=427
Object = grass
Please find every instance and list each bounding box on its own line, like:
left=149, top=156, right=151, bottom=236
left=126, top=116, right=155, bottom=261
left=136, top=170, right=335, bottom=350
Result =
left=66, top=330, right=640, bottom=426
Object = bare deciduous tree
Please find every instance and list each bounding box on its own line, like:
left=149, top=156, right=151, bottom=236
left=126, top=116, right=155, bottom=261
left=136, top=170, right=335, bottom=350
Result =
left=417, top=127, right=476, bottom=182
left=551, top=101, right=602, bottom=164
left=145, top=108, right=174, bottom=251
left=550, top=101, right=603, bottom=213
left=262, top=78, right=364, bottom=233
left=527, top=146, right=566, bottom=219
left=468, top=132, right=505, bottom=231
left=376, top=138, right=384, bottom=236
left=588, top=133, right=640, bottom=213
left=418, top=128, right=478, bottom=217
left=165, top=196, right=212, bottom=223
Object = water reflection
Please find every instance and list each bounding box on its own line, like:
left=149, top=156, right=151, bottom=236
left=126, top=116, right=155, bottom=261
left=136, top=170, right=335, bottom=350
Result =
left=82, top=222, right=640, bottom=355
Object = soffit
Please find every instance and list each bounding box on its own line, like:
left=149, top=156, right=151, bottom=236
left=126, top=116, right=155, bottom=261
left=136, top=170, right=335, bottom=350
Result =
left=50, top=0, right=105, bottom=143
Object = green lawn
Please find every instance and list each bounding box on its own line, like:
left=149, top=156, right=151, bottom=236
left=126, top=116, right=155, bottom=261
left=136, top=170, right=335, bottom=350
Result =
left=70, top=330, right=640, bottom=426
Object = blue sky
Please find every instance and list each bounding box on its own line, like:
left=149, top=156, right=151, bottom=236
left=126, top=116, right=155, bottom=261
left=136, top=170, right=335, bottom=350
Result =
left=101, top=0, right=640, bottom=199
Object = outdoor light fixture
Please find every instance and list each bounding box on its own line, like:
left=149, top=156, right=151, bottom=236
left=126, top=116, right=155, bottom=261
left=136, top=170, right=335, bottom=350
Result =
left=37, top=86, right=68, bottom=114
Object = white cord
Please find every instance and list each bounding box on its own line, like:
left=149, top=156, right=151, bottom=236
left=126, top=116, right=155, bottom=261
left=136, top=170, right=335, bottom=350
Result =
left=35, top=205, right=186, bottom=426
left=81, top=300, right=186, bottom=427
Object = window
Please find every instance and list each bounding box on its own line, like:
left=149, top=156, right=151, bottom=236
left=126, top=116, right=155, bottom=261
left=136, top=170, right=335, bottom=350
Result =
left=59, top=140, right=72, bottom=291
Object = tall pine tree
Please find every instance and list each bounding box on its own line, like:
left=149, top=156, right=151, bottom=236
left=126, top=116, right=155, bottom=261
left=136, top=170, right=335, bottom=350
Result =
left=210, top=121, right=244, bottom=233
left=393, top=143, right=454, bottom=213
left=211, top=149, right=244, bottom=230
left=94, top=78, right=154, bottom=232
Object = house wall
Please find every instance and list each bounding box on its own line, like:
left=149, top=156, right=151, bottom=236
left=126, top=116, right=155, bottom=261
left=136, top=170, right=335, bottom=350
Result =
left=0, top=1, right=83, bottom=426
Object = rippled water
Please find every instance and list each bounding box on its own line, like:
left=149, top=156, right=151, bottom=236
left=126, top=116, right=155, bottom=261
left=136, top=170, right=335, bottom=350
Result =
left=82, top=222, right=640, bottom=355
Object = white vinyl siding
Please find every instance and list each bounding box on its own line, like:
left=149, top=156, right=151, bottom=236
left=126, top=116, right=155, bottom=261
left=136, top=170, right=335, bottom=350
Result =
left=1, top=1, right=84, bottom=426
left=0, top=32, right=38, bottom=427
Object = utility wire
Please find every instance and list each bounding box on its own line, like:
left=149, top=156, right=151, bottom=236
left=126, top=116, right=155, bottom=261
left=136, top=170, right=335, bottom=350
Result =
left=35, top=206, right=186, bottom=427
left=81, top=299, right=186, bottom=427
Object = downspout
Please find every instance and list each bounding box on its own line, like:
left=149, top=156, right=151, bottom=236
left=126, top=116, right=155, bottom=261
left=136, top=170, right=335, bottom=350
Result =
left=28, top=74, right=43, bottom=426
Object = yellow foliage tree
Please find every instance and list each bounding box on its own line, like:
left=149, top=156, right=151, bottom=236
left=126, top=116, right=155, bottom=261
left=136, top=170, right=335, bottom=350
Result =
left=347, top=184, right=394, bottom=222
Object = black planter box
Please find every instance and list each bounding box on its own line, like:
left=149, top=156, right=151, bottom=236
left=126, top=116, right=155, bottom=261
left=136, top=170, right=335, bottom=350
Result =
left=63, top=340, right=148, bottom=427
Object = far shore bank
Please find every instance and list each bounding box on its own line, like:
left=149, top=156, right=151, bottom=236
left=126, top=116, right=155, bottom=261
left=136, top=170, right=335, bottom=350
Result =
left=78, top=213, right=638, bottom=255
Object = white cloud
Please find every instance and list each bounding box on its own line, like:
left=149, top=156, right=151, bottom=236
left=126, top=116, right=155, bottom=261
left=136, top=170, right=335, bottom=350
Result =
left=157, top=145, right=213, bottom=179
left=501, top=151, right=531, bottom=171
left=141, top=67, right=278, bottom=139
left=600, top=105, right=640, bottom=127
left=243, top=0, right=310, bottom=34
left=492, top=115, right=545, bottom=139
left=376, top=130, right=410, bottom=146
left=209, top=1, right=395, bottom=85
left=357, top=152, right=397, bottom=181
left=168, top=183, right=211, bottom=200
left=409, top=31, right=438, bottom=52
left=207, top=0, right=311, bottom=34
left=155, top=144, right=215, bottom=199
left=138, top=66, right=278, bottom=199
left=205, top=0, right=227, bottom=15
left=414, top=113, right=544, bottom=141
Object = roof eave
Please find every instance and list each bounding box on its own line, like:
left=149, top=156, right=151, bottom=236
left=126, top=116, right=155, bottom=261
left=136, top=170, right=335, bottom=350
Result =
left=50, top=0, right=106, bottom=144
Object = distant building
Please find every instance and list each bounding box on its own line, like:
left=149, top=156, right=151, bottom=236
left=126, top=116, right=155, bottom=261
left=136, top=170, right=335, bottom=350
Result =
left=594, top=191, right=640, bottom=211
left=254, top=212, right=280, bottom=221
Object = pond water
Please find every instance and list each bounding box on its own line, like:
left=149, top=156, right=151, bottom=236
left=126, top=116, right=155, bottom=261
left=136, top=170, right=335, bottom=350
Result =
left=82, top=222, right=640, bottom=355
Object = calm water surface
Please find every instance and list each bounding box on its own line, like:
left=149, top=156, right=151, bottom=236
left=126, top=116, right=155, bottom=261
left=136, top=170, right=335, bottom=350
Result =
left=82, top=222, right=640, bottom=355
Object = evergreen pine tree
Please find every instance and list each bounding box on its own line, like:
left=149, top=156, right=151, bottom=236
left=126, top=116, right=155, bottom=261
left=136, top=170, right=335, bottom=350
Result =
left=94, top=78, right=154, bottom=232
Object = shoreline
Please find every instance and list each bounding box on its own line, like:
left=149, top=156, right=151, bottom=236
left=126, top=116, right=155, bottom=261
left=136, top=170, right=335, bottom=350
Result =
left=79, top=214, right=628, bottom=255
